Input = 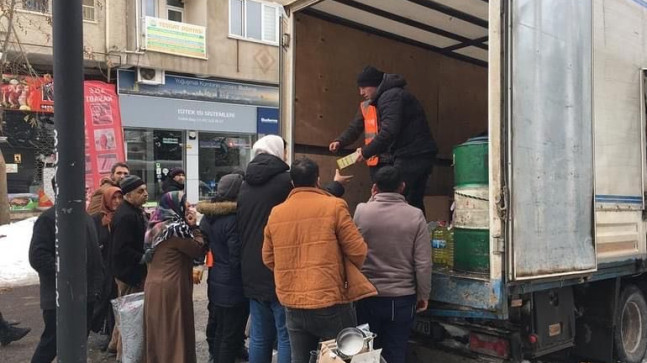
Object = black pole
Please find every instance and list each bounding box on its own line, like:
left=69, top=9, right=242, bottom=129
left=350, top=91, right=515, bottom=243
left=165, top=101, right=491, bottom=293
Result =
left=53, top=0, right=87, bottom=361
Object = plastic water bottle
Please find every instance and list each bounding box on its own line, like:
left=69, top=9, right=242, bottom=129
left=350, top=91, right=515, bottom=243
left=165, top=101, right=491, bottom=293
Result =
left=432, top=221, right=449, bottom=268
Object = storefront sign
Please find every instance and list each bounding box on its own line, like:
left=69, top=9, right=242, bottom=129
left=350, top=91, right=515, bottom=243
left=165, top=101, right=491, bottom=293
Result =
left=257, top=107, right=279, bottom=135
left=84, top=81, right=125, bottom=195
left=144, top=16, right=207, bottom=59
left=0, top=74, right=54, bottom=113
left=117, top=70, right=279, bottom=107
left=119, top=94, right=257, bottom=133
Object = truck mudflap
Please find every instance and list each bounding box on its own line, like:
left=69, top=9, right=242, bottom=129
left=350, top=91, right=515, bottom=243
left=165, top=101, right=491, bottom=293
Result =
left=430, top=271, right=506, bottom=319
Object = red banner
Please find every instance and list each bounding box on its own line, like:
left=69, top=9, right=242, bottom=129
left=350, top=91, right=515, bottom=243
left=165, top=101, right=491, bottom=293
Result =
left=84, top=81, right=125, bottom=199
left=1, top=74, right=54, bottom=113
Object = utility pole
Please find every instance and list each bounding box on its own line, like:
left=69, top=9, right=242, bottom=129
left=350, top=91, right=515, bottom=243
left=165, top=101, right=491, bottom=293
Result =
left=52, top=0, right=87, bottom=361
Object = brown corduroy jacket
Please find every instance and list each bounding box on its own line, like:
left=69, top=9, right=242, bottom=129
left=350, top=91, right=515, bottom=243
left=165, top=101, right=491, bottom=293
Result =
left=263, top=187, right=377, bottom=309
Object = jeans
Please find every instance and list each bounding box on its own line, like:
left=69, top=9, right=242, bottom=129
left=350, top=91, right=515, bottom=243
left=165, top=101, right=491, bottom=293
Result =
left=213, top=302, right=249, bottom=363
left=356, top=295, right=417, bottom=363
left=285, top=304, right=357, bottom=363
left=249, top=299, right=291, bottom=363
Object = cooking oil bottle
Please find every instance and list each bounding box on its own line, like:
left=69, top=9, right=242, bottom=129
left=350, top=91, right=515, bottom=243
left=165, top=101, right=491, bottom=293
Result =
left=432, top=221, right=449, bottom=269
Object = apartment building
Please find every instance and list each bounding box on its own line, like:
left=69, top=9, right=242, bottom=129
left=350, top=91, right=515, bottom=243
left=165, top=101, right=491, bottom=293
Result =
left=2, top=0, right=282, bottom=206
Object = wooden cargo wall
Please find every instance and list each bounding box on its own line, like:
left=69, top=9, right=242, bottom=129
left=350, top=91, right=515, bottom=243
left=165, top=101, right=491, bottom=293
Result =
left=293, top=13, right=488, bottom=215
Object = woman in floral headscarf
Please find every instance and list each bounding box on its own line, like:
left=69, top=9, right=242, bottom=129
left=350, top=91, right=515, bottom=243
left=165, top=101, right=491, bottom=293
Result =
left=88, top=186, right=122, bottom=338
left=143, top=191, right=206, bottom=363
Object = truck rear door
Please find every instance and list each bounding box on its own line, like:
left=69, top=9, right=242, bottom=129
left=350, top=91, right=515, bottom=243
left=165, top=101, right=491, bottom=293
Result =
left=506, top=0, right=596, bottom=280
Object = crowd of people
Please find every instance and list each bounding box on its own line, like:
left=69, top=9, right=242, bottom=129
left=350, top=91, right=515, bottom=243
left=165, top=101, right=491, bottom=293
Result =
left=21, top=65, right=436, bottom=363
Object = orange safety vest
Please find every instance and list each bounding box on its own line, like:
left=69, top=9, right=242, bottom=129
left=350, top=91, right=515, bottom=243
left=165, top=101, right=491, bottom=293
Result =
left=360, top=101, right=379, bottom=166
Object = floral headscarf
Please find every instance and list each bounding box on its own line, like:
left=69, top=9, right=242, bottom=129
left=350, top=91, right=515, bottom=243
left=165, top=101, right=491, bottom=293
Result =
left=144, top=191, right=194, bottom=250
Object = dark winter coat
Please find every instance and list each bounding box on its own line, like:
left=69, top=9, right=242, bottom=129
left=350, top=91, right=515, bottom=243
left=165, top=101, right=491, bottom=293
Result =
left=198, top=201, right=246, bottom=307
left=336, top=74, right=437, bottom=160
left=162, top=178, right=184, bottom=193
left=111, top=200, right=148, bottom=288
left=29, top=207, right=105, bottom=310
left=238, top=153, right=347, bottom=301
left=238, top=153, right=292, bottom=301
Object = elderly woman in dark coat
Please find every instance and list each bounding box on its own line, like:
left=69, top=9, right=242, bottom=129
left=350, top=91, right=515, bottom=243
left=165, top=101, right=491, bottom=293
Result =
left=143, top=191, right=205, bottom=363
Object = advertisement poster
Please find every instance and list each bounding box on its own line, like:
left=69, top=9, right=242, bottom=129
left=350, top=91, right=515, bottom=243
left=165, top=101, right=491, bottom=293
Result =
left=0, top=74, right=54, bottom=113
left=84, top=81, right=124, bottom=198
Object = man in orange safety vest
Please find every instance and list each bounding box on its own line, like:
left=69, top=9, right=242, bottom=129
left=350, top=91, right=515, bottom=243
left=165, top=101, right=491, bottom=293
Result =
left=329, top=66, right=437, bottom=214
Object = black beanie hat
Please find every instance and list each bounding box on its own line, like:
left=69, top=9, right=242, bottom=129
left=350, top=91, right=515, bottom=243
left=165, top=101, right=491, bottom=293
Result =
left=216, top=174, right=244, bottom=201
left=357, top=66, right=384, bottom=87
left=168, top=168, right=185, bottom=179
left=120, top=175, right=145, bottom=195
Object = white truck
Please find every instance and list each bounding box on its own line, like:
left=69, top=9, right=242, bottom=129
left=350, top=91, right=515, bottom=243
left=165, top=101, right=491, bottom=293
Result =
left=274, top=0, right=647, bottom=361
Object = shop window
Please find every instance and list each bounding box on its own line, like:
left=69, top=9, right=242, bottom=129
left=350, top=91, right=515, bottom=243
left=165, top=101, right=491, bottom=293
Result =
left=124, top=128, right=184, bottom=204
left=82, top=0, right=95, bottom=21
left=2, top=111, right=55, bottom=194
left=229, top=0, right=279, bottom=45
left=198, top=133, right=253, bottom=200
left=22, top=0, right=49, bottom=12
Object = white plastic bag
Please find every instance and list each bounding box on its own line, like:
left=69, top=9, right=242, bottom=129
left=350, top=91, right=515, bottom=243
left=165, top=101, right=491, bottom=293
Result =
left=111, top=292, right=145, bottom=363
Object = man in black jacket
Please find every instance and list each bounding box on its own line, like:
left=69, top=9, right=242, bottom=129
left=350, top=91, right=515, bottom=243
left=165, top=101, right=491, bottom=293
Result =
left=28, top=186, right=104, bottom=363
left=329, top=66, right=437, bottom=214
left=108, top=175, right=149, bottom=358
left=239, top=135, right=350, bottom=363
left=161, top=167, right=185, bottom=193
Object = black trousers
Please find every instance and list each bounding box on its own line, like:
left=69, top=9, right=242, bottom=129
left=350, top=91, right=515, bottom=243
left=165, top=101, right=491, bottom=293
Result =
left=285, top=303, right=357, bottom=363
left=212, top=302, right=249, bottom=363
left=31, top=304, right=93, bottom=363
left=370, top=156, right=434, bottom=215
left=356, top=295, right=417, bottom=363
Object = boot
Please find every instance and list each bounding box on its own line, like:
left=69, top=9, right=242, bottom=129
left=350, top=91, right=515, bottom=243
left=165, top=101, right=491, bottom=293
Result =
left=0, top=325, right=30, bottom=346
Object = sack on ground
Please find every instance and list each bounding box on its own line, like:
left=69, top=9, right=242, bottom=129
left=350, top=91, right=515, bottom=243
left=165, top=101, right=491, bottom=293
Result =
left=111, top=292, right=145, bottom=363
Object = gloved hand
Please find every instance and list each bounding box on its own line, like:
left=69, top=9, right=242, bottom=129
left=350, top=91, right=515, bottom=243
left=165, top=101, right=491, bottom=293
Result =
left=141, top=248, right=155, bottom=264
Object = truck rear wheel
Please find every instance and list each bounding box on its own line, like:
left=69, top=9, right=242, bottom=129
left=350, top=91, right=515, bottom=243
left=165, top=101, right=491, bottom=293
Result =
left=614, top=284, right=647, bottom=363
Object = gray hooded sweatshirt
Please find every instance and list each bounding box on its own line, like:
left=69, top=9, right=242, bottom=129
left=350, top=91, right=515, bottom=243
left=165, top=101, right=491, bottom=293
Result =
left=353, top=193, right=432, bottom=300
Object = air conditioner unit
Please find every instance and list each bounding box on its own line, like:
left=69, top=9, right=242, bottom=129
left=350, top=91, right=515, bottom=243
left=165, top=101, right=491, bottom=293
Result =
left=136, top=67, right=165, bottom=85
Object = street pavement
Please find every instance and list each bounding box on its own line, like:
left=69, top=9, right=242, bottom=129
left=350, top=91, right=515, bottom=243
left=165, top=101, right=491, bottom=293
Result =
left=0, top=283, right=481, bottom=363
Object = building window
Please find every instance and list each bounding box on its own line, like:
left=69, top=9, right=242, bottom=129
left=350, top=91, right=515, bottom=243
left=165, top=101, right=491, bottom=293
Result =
left=167, top=6, right=183, bottom=22
left=229, top=0, right=279, bottom=45
left=22, top=0, right=49, bottom=12
left=82, top=0, right=95, bottom=21
left=142, top=0, right=157, bottom=18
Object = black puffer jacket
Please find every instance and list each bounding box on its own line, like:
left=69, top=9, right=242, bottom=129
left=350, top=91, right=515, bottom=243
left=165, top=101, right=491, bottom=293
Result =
left=238, top=153, right=292, bottom=301
left=162, top=178, right=184, bottom=193
left=198, top=200, right=246, bottom=307
left=336, top=74, right=437, bottom=159
left=29, top=207, right=104, bottom=310
left=111, top=200, right=148, bottom=288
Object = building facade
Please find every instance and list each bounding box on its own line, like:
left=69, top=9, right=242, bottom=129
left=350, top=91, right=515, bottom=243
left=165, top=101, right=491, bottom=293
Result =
left=1, top=0, right=282, bottom=208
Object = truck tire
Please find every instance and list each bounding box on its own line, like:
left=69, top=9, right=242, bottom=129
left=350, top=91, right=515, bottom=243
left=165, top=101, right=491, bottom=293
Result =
left=614, top=284, right=647, bottom=363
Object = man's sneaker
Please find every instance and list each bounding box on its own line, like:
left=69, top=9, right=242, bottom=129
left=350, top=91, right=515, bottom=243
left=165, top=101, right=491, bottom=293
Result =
left=0, top=326, right=30, bottom=346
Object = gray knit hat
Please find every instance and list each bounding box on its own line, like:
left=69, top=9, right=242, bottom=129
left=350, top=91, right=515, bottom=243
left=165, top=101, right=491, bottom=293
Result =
left=120, top=175, right=145, bottom=195
left=216, top=174, right=243, bottom=201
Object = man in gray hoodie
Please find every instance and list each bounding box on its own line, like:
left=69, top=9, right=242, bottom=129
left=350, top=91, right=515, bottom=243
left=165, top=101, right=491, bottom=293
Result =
left=353, top=166, right=432, bottom=363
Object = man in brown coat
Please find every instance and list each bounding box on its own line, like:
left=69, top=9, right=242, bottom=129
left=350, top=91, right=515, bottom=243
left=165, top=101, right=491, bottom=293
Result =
left=263, top=157, right=376, bottom=363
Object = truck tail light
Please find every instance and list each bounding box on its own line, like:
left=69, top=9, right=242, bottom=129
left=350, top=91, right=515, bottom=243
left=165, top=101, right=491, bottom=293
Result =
left=469, top=332, right=510, bottom=359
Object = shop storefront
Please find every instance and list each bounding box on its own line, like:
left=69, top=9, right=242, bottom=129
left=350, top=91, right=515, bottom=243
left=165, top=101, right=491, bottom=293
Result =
left=117, top=70, right=279, bottom=204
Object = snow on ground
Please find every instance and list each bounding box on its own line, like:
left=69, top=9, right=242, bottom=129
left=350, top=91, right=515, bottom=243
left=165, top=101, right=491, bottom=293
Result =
left=0, top=217, right=38, bottom=287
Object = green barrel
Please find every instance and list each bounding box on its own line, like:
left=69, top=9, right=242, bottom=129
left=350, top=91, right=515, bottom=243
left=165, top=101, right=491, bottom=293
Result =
left=453, top=228, right=489, bottom=274
left=453, top=139, right=488, bottom=188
